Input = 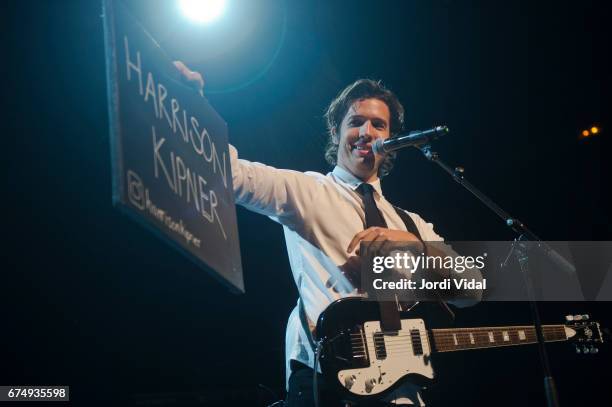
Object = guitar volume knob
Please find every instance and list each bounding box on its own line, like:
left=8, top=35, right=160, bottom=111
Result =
left=344, top=375, right=356, bottom=390
left=365, top=378, right=376, bottom=393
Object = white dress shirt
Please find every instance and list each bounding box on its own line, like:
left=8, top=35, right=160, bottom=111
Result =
left=230, top=145, right=467, bottom=405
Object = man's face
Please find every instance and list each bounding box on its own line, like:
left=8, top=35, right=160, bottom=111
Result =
left=335, top=98, right=391, bottom=182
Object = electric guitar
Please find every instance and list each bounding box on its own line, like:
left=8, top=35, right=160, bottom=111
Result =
left=315, top=297, right=604, bottom=402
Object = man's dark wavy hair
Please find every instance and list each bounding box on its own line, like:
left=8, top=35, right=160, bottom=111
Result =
left=324, top=79, right=404, bottom=177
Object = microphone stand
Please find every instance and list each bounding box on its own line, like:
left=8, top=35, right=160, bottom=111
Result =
left=418, top=144, right=561, bottom=407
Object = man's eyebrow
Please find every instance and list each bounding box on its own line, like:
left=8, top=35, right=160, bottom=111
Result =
left=372, top=117, right=388, bottom=125
left=346, top=114, right=388, bottom=125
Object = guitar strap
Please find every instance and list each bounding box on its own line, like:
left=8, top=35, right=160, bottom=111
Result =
left=297, top=206, right=425, bottom=353
left=376, top=207, right=425, bottom=332
left=393, top=207, right=456, bottom=321
left=392, top=206, right=423, bottom=243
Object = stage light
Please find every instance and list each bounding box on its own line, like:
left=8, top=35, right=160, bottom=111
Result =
left=179, top=0, right=226, bottom=23
left=582, top=130, right=590, bottom=137
left=591, top=126, right=599, bottom=134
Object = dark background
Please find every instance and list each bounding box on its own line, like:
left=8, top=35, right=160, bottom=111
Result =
left=2, top=0, right=610, bottom=406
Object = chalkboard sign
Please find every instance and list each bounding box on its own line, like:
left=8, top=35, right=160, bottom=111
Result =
left=102, top=0, right=244, bottom=293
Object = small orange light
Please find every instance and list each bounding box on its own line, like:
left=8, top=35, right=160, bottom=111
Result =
left=591, top=126, right=599, bottom=134
left=582, top=130, right=590, bottom=137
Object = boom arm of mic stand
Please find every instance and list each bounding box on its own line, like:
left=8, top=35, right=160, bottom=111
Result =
left=420, top=145, right=519, bottom=232
left=418, top=144, right=562, bottom=407
left=419, top=145, right=575, bottom=275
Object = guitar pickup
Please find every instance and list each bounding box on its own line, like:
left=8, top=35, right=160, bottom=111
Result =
left=373, top=332, right=387, bottom=360
left=410, top=329, right=424, bottom=356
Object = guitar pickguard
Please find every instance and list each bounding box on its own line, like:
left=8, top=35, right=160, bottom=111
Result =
left=337, top=318, right=435, bottom=396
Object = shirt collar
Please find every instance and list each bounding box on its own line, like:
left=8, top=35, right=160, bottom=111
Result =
left=332, top=165, right=383, bottom=196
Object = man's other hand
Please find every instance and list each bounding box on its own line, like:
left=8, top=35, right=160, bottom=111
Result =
left=173, top=61, right=205, bottom=94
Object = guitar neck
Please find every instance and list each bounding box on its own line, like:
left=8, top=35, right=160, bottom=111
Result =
left=430, top=324, right=569, bottom=353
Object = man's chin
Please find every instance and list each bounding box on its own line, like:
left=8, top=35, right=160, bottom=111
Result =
left=350, top=163, right=377, bottom=181
left=358, top=156, right=376, bottom=170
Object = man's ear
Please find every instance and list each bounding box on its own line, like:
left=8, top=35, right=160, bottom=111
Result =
left=331, top=127, right=339, bottom=145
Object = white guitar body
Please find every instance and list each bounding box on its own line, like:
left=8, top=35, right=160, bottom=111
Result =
left=316, top=298, right=604, bottom=403
left=337, top=318, right=434, bottom=396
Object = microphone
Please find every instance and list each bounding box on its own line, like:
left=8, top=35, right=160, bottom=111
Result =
left=372, top=125, right=449, bottom=154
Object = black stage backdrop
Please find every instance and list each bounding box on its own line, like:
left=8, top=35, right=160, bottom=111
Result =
left=2, top=1, right=610, bottom=406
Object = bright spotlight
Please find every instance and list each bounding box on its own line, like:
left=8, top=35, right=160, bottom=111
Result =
left=180, top=0, right=226, bottom=23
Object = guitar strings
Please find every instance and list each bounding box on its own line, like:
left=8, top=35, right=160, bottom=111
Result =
left=348, top=331, right=565, bottom=344
left=347, top=327, right=565, bottom=341
left=346, top=329, right=566, bottom=352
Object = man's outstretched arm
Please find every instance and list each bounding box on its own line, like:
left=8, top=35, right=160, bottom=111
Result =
left=174, top=61, right=320, bottom=230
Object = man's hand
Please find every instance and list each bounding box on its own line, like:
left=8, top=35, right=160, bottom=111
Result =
left=173, top=61, right=205, bottom=93
left=338, top=255, right=363, bottom=291
left=346, top=227, right=424, bottom=254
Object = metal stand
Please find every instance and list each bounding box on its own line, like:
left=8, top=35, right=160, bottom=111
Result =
left=419, top=144, right=562, bottom=407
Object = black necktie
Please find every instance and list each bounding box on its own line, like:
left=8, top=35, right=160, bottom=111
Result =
left=358, top=183, right=400, bottom=331
left=358, top=183, right=387, bottom=228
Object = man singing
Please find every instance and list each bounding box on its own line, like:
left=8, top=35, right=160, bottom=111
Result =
left=175, top=62, right=481, bottom=406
